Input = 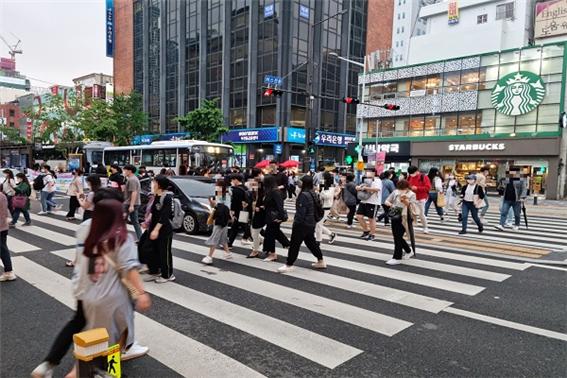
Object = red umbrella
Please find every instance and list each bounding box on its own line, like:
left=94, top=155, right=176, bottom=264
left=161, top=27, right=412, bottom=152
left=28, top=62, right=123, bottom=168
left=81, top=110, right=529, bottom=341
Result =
left=254, top=159, right=271, bottom=169
left=280, top=160, right=300, bottom=168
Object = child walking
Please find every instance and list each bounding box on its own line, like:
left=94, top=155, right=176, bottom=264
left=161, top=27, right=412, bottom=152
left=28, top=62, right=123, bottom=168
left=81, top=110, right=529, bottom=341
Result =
left=202, top=197, right=232, bottom=265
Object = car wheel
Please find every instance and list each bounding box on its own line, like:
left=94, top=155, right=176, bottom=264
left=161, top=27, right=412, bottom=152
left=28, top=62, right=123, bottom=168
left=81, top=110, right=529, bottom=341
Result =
left=183, top=213, right=198, bottom=234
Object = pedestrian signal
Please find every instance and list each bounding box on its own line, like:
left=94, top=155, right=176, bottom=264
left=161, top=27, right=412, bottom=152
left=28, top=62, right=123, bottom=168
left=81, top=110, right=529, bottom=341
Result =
left=345, top=155, right=354, bottom=165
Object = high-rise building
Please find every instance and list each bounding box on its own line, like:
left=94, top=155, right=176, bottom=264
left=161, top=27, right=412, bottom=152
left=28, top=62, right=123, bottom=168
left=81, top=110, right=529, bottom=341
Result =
left=391, top=0, right=429, bottom=67
left=114, top=0, right=368, bottom=163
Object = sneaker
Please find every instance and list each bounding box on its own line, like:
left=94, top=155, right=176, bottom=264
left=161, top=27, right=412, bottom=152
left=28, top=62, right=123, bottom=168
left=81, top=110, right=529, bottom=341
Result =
left=402, top=251, right=415, bottom=260
left=423, top=228, right=430, bottom=234
left=121, top=341, right=149, bottom=361
left=23, top=221, right=31, bottom=226
left=512, top=225, right=519, bottom=232
left=365, top=234, right=375, bottom=241
left=495, top=224, right=505, bottom=231
left=8, top=223, right=15, bottom=228
left=155, top=275, right=176, bottom=284
left=0, top=272, right=16, bottom=282
left=31, top=361, right=55, bottom=378
left=277, top=264, right=294, bottom=273
left=224, top=252, right=233, bottom=259
left=240, top=239, right=251, bottom=246
left=458, top=230, right=467, bottom=235
left=478, top=226, right=484, bottom=233
left=37, top=211, right=48, bottom=215
left=386, top=259, right=402, bottom=266
left=311, top=260, right=327, bottom=269
left=143, top=274, right=160, bottom=282
left=201, top=256, right=213, bottom=265
left=329, top=233, right=337, bottom=244
left=359, top=231, right=369, bottom=238
left=504, top=222, right=513, bottom=228
left=347, top=225, right=353, bottom=229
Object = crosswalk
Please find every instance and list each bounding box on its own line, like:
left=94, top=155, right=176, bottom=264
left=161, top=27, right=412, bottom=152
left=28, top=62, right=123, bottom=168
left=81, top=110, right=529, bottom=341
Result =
left=2, top=211, right=567, bottom=376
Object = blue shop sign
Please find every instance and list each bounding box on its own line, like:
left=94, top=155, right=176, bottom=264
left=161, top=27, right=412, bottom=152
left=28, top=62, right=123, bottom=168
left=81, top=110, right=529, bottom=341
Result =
left=132, top=132, right=189, bottom=145
left=313, top=131, right=356, bottom=147
left=286, top=127, right=306, bottom=144
left=221, top=127, right=279, bottom=144
left=106, top=0, right=114, bottom=57
left=274, top=143, right=283, bottom=155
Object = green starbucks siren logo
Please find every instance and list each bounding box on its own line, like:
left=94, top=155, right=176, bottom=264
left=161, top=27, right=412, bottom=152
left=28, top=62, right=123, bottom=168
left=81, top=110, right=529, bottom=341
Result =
left=491, top=71, right=545, bottom=116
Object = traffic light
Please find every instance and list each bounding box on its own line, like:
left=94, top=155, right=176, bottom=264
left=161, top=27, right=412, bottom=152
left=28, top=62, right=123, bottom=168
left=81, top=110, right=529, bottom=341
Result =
left=382, top=104, right=400, bottom=111
left=307, top=141, right=316, bottom=155
left=345, top=155, right=353, bottom=165
left=342, top=97, right=360, bottom=105
left=263, top=88, right=284, bottom=97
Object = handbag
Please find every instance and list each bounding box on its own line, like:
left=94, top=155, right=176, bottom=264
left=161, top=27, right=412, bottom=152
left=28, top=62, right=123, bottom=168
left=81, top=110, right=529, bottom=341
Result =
left=388, top=207, right=403, bottom=222
left=473, top=194, right=484, bottom=208
left=238, top=211, right=249, bottom=223
left=207, top=209, right=215, bottom=225
left=12, top=194, right=27, bottom=209
left=436, top=192, right=446, bottom=208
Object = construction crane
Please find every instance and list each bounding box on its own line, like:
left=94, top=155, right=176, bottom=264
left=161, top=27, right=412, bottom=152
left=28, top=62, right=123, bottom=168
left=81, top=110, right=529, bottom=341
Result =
left=0, top=33, right=23, bottom=61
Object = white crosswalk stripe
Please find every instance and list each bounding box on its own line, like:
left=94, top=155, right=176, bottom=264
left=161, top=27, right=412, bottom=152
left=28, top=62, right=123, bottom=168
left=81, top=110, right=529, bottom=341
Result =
left=4, top=213, right=567, bottom=376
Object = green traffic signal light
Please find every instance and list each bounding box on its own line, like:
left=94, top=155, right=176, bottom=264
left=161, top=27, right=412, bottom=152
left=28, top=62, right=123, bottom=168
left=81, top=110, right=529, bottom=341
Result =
left=345, top=155, right=353, bottom=164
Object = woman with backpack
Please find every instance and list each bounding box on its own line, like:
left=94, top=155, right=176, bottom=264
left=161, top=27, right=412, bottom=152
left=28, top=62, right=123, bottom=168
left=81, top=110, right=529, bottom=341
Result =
left=66, top=169, right=84, bottom=220
left=277, top=175, right=326, bottom=273
left=2, top=169, right=16, bottom=214
left=342, top=173, right=358, bottom=229
left=9, top=173, right=32, bottom=227
left=384, top=179, right=418, bottom=266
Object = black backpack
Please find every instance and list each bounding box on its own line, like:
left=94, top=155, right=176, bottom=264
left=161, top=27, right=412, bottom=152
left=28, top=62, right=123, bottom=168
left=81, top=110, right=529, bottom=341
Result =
left=33, top=174, right=46, bottom=191
left=309, top=192, right=324, bottom=223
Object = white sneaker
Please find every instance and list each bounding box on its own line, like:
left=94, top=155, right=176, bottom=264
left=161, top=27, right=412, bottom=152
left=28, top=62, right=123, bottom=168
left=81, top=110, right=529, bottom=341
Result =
left=143, top=274, right=160, bottom=282
left=512, top=225, right=519, bottom=232
left=37, top=211, right=48, bottom=215
left=402, top=251, right=415, bottom=260
left=386, top=259, right=402, bottom=266
left=347, top=225, right=353, bottom=229
left=423, top=228, right=430, bottom=234
left=311, top=260, right=327, bottom=269
left=240, top=239, right=251, bottom=246
left=31, top=361, right=55, bottom=378
left=0, top=272, right=16, bottom=282
left=224, top=252, right=233, bottom=259
left=201, top=256, right=213, bottom=265
left=277, top=264, right=294, bottom=273
left=504, top=222, right=513, bottom=228
left=329, top=233, right=337, bottom=244
left=155, top=275, right=176, bottom=283
left=495, top=225, right=505, bottom=231
left=121, top=341, right=149, bottom=361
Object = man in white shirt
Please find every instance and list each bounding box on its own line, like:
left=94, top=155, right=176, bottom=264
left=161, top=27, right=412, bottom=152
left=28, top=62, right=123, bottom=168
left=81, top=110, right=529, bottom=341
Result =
left=356, top=168, right=382, bottom=241
left=38, top=165, right=60, bottom=215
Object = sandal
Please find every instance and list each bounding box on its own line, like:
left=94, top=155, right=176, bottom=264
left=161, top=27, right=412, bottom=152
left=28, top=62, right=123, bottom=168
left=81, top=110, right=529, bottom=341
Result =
left=247, top=252, right=259, bottom=258
left=65, top=260, right=75, bottom=267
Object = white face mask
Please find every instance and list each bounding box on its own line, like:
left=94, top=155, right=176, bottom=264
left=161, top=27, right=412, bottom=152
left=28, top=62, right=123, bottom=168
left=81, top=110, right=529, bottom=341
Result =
left=467, top=179, right=475, bottom=185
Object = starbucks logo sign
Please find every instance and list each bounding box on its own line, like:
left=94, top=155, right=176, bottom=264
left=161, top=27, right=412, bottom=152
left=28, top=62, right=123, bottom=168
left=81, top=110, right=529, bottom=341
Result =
left=491, top=71, right=545, bottom=116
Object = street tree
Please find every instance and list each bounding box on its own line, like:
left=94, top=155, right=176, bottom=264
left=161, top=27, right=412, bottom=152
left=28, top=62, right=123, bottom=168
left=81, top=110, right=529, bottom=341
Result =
left=0, top=125, right=26, bottom=144
left=176, top=98, right=227, bottom=142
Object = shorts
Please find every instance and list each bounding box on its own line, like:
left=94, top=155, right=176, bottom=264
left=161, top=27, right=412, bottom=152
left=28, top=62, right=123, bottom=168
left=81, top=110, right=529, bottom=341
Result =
left=205, top=225, right=229, bottom=246
left=356, top=203, right=378, bottom=218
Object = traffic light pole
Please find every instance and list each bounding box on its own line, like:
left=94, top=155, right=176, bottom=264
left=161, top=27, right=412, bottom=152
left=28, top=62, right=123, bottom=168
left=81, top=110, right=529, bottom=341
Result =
left=357, top=60, right=367, bottom=163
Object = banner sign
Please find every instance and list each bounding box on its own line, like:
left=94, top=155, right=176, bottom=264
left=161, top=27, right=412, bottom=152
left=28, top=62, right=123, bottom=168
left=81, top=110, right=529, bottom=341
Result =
left=299, top=5, right=310, bottom=19
left=106, top=0, right=114, bottom=57
left=286, top=127, right=306, bottom=144
left=313, top=131, right=356, bottom=147
left=448, top=0, right=459, bottom=25
left=264, top=4, right=274, bottom=18
left=274, top=143, right=283, bottom=155
left=534, top=0, right=567, bottom=39
left=221, top=127, right=279, bottom=144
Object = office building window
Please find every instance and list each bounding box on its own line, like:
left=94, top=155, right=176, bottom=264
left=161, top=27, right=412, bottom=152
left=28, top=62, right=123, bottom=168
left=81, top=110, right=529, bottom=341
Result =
left=496, top=2, right=514, bottom=20
left=402, top=12, right=405, bottom=19
left=401, top=26, right=404, bottom=33
left=477, top=14, right=487, bottom=24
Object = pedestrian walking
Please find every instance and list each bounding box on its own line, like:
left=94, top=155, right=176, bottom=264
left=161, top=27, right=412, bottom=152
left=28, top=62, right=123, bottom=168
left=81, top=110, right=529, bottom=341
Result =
left=444, top=173, right=461, bottom=217
left=248, top=169, right=266, bottom=258
left=406, top=166, right=431, bottom=233
left=356, top=168, right=382, bottom=241
left=65, top=169, right=84, bottom=220
left=38, top=165, right=59, bottom=215
left=342, top=173, right=358, bottom=228
left=108, top=164, right=125, bottom=191
left=123, top=164, right=143, bottom=241
left=0, top=192, right=16, bottom=282
left=458, top=174, right=485, bottom=235
left=9, top=173, right=32, bottom=227
left=1, top=169, right=16, bottom=214
left=384, top=179, right=418, bottom=265
left=262, top=175, right=289, bottom=262
left=227, top=174, right=253, bottom=248
left=78, top=174, right=101, bottom=221
left=476, top=166, right=490, bottom=224
left=287, top=172, right=297, bottom=200
left=278, top=175, right=326, bottom=273
left=147, top=175, right=175, bottom=283
left=377, top=171, right=396, bottom=226
left=424, top=167, right=445, bottom=222
left=495, top=168, right=527, bottom=232
left=202, top=196, right=232, bottom=264
left=315, top=172, right=337, bottom=244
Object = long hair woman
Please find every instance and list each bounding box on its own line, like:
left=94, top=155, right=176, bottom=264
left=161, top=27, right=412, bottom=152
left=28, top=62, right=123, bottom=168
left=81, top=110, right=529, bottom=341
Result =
left=78, top=174, right=101, bottom=221
left=384, top=179, right=418, bottom=265
left=424, top=167, right=445, bottom=222
left=262, top=175, right=289, bottom=262
left=9, top=173, right=32, bottom=227
left=66, top=169, right=84, bottom=220
left=315, top=171, right=337, bottom=245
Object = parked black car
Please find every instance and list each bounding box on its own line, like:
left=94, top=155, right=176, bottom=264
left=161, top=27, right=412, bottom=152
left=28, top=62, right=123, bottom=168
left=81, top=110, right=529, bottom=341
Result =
left=139, top=176, right=216, bottom=234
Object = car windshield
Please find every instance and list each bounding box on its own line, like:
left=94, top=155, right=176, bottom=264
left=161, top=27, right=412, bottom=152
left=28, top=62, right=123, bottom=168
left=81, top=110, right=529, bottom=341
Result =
left=171, top=178, right=215, bottom=198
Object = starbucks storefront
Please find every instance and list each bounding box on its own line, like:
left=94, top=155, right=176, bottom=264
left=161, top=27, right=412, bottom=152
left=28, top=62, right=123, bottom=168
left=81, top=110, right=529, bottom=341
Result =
left=411, top=138, right=561, bottom=198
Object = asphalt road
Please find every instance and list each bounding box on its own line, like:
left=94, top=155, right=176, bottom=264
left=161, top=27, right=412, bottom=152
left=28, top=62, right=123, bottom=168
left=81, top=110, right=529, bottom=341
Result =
left=1, top=195, right=566, bottom=377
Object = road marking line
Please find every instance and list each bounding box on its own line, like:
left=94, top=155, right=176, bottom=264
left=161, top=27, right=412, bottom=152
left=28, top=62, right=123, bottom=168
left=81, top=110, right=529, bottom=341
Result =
left=443, top=307, right=567, bottom=342
left=7, top=235, right=40, bottom=253
left=51, top=250, right=363, bottom=368
left=11, top=256, right=266, bottom=377
left=12, top=224, right=76, bottom=246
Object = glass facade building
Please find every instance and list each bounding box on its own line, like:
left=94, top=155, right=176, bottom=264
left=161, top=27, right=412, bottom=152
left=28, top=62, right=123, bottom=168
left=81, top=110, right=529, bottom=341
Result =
left=131, top=0, right=367, bottom=161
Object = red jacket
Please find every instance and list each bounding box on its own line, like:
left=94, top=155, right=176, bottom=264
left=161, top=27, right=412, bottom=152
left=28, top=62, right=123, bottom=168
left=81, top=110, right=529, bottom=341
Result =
left=407, top=173, right=431, bottom=201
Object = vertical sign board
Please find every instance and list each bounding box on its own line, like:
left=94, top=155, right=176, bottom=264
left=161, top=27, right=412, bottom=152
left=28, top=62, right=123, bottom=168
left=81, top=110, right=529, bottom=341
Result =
left=106, top=0, right=114, bottom=57
left=448, top=0, right=459, bottom=25
left=264, top=3, right=275, bottom=18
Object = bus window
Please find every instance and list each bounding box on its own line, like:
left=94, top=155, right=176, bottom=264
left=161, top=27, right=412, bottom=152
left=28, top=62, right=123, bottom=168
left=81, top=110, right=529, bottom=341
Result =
left=141, top=150, right=154, bottom=166
left=132, top=149, right=142, bottom=166
left=164, top=149, right=177, bottom=168
left=105, top=150, right=130, bottom=166
left=91, top=151, right=103, bottom=165
left=152, top=149, right=164, bottom=167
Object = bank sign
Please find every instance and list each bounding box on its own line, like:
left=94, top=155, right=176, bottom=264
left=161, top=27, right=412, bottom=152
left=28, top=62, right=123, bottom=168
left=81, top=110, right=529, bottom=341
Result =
left=221, top=127, right=279, bottom=144
left=314, top=131, right=356, bottom=147
left=491, top=71, right=545, bottom=116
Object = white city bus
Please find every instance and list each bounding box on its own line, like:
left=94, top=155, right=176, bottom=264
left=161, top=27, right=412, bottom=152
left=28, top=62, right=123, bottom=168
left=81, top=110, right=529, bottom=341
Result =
left=102, top=140, right=234, bottom=173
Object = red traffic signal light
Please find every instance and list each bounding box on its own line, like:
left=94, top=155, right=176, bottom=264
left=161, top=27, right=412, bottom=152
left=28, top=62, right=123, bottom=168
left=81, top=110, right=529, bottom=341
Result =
left=342, top=97, right=360, bottom=104
left=263, top=88, right=284, bottom=97
left=383, top=104, right=400, bottom=111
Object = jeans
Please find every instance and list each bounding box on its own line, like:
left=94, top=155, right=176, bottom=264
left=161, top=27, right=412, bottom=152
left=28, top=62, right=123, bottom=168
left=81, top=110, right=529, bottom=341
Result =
left=11, top=207, right=31, bottom=224
left=424, top=192, right=444, bottom=218
left=45, top=301, right=86, bottom=365
left=128, top=205, right=143, bottom=240
left=0, top=230, right=12, bottom=272
left=40, top=191, right=57, bottom=212
left=286, top=224, right=323, bottom=266
left=461, top=201, right=483, bottom=232
left=500, top=200, right=521, bottom=226
left=480, top=196, right=489, bottom=217
left=346, top=203, right=357, bottom=226
left=390, top=216, right=411, bottom=260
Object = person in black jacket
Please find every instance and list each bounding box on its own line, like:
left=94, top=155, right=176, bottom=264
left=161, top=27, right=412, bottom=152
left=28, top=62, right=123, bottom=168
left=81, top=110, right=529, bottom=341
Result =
left=227, top=174, right=252, bottom=248
left=277, top=175, right=326, bottom=273
left=147, top=175, right=175, bottom=283
left=248, top=169, right=265, bottom=258
left=262, top=175, right=289, bottom=262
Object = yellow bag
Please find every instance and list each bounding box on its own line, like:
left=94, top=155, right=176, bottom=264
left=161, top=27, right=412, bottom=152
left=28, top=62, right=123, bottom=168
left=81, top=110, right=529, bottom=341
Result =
left=207, top=209, right=215, bottom=225
left=436, top=192, right=446, bottom=208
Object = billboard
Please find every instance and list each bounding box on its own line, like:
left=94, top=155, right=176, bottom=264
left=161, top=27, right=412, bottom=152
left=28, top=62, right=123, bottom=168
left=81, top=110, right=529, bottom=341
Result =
left=448, top=0, right=459, bottom=25
left=221, top=127, right=280, bottom=144
left=534, top=0, right=567, bottom=39
left=106, top=0, right=114, bottom=57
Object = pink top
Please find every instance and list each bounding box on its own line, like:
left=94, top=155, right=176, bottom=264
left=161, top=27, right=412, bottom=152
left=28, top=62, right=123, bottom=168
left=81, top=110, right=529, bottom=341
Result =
left=0, top=192, right=8, bottom=232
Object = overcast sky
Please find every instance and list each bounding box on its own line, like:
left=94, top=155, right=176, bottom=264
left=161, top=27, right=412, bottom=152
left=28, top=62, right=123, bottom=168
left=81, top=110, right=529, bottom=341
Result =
left=0, top=0, right=113, bottom=88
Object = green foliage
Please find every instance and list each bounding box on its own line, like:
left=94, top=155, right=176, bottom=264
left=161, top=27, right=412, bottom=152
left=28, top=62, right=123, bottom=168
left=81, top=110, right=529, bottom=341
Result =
left=176, top=98, right=227, bottom=142
left=27, top=95, right=82, bottom=145
left=0, top=125, right=26, bottom=144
